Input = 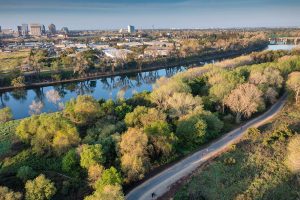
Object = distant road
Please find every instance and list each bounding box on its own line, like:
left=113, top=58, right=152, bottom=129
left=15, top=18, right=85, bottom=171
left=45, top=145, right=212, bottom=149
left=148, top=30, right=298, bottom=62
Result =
left=126, top=93, right=287, bottom=200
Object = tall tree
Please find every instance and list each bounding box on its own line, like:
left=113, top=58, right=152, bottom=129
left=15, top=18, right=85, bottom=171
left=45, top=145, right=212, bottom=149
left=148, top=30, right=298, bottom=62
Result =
left=225, top=83, right=263, bottom=123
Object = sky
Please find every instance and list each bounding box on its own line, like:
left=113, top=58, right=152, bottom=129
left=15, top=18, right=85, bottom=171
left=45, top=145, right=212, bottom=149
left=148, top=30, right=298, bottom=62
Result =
left=0, top=0, right=300, bottom=30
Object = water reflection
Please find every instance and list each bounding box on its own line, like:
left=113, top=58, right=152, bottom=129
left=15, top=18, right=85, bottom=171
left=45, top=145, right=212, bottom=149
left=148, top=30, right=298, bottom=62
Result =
left=0, top=66, right=185, bottom=119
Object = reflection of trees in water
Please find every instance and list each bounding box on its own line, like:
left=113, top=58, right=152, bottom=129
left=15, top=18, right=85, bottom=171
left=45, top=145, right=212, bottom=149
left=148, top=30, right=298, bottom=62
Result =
left=0, top=93, right=9, bottom=108
left=75, top=80, right=97, bottom=95
left=10, top=89, right=27, bottom=103
left=33, top=87, right=45, bottom=102
left=97, top=68, right=185, bottom=94
left=165, top=67, right=184, bottom=77
left=53, top=85, right=68, bottom=98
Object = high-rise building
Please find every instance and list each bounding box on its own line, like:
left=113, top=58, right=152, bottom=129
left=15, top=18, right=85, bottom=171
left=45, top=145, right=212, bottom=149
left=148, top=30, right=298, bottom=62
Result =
left=0, top=26, right=2, bottom=32
left=48, top=24, right=56, bottom=35
left=128, top=25, right=135, bottom=33
left=41, top=25, right=46, bottom=34
left=17, top=26, right=22, bottom=36
left=30, top=24, right=42, bottom=36
left=61, top=27, right=69, bottom=34
left=21, top=24, right=29, bottom=36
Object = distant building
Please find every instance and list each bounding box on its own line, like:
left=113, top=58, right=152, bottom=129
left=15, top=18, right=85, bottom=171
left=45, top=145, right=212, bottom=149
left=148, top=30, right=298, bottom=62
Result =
left=17, top=26, right=22, bottom=36
left=21, top=24, right=29, bottom=36
left=61, top=27, right=69, bottom=34
left=0, top=26, right=1, bottom=32
left=48, top=24, right=56, bottom=35
left=30, top=24, right=42, bottom=36
left=41, top=25, right=46, bottom=34
left=128, top=25, right=135, bottom=34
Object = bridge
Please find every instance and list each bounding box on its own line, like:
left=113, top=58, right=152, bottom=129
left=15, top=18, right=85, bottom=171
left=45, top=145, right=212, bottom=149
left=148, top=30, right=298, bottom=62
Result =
left=269, top=37, right=300, bottom=45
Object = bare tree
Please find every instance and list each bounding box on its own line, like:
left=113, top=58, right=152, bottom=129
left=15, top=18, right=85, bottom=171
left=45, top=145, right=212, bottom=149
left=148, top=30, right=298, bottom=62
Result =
left=225, top=83, right=263, bottom=123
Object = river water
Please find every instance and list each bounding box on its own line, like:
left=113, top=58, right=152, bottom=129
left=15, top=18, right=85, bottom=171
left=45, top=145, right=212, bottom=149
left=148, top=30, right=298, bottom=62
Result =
left=0, top=45, right=296, bottom=119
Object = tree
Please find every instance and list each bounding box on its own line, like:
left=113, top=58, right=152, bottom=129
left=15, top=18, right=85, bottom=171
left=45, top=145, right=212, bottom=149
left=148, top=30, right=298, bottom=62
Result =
left=225, top=83, right=263, bottom=123
left=16, top=113, right=80, bottom=155
left=62, top=149, right=81, bottom=177
left=80, top=144, right=105, bottom=169
left=285, top=135, right=300, bottom=173
left=0, top=107, right=13, bottom=123
left=11, top=76, right=26, bottom=87
left=84, top=185, right=124, bottom=200
left=25, top=174, right=56, bottom=200
left=120, top=128, right=150, bottom=183
left=94, top=167, right=122, bottom=191
left=125, top=107, right=166, bottom=128
left=17, top=166, right=37, bottom=182
left=124, top=106, right=148, bottom=127
left=64, top=95, right=103, bottom=125
left=0, top=186, right=22, bottom=200
left=249, top=67, right=283, bottom=89
left=287, top=72, right=300, bottom=104
left=151, top=78, right=191, bottom=109
left=166, top=92, right=203, bottom=119
left=176, top=115, right=207, bottom=148
left=144, top=121, right=176, bottom=159
left=208, top=70, right=244, bottom=113
left=74, top=53, right=89, bottom=77
left=114, top=102, right=132, bottom=120
left=88, top=164, right=104, bottom=186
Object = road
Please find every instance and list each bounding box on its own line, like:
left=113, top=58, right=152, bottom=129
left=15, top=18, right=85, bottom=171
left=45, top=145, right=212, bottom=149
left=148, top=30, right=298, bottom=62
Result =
left=126, top=93, right=287, bottom=200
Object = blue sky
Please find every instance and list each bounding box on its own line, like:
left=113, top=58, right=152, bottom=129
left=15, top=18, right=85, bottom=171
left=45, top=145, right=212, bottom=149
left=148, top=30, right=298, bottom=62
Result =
left=0, top=0, right=299, bottom=30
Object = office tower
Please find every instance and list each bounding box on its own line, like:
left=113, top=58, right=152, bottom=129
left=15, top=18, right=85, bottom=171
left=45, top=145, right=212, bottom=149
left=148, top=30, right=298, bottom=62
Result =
left=21, top=24, right=29, bottom=36
left=0, top=25, right=1, bottom=32
left=48, top=24, right=56, bottom=34
left=41, top=25, right=46, bottom=34
left=17, top=26, right=22, bottom=36
left=127, top=25, right=135, bottom=33
left=30, top=24, right=42, bottom=36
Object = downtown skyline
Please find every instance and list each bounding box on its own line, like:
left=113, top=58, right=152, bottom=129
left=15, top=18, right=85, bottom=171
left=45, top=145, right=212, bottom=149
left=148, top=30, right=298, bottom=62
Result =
left=0, top=0, right=300, bottom=30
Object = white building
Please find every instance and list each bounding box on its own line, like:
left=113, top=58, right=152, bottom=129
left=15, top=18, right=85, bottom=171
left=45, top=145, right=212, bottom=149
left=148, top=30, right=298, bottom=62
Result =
left=128, top=25, right=135, bottom=34
left=103, top=48, right=133, bottom=60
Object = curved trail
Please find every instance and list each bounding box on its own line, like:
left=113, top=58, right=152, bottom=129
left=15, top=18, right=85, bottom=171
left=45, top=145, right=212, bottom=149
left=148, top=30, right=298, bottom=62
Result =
left=126, top=93, right=287, bottom=200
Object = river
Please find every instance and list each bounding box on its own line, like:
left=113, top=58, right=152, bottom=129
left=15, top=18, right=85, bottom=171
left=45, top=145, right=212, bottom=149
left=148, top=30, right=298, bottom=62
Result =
left=0, top=45, right=296, bottom=119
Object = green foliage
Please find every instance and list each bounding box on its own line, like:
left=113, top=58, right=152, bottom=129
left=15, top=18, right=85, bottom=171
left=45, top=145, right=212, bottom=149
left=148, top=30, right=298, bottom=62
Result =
left=84, top=185, right=125, bottom=200
left=144, top=121, right=177, bottom=159
left=0, top=186, right=22, bottom=200
left=25, top=174, right=56, bottom=200
left=176, top=115, right=207, bottom=149
left=114, top=102, right=132, bottom=120
left=1, top=149, right=63, bottom=174
left=80, top=144, right=105, bottom=169
left=264, top=124, right=294, bottom=145
left=16, top=113, right=80, bottom=155
left=64, top=95, right=103, bottom=125
left=62, top=149, right=81, bottom=177
left=16, top=166, right=37, bottom=182
left=124, top=106, right=148, bottom=127
left=0, top=107, right=13, bottom=123
left=94, top=167, right=122, bottom=191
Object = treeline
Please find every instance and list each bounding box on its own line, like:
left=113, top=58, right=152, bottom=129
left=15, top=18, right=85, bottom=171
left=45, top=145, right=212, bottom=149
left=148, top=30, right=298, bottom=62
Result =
left=1, top=49, right=300, bottom=199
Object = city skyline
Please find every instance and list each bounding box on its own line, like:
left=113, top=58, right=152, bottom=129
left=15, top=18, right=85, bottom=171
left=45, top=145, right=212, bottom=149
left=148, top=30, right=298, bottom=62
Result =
left=0, top=0, right=300, bottom=30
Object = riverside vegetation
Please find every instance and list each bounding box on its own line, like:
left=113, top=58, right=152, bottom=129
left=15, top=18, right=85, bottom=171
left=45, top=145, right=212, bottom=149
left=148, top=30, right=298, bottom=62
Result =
left=0, top=47, right=300, bottom=199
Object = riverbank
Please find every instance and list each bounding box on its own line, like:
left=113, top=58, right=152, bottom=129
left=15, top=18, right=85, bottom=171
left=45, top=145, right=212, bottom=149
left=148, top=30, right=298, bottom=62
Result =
left=0, top=44, right=267, bottom=93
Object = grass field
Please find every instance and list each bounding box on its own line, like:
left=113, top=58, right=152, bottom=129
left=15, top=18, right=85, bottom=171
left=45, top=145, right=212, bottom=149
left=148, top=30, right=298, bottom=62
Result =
left=174, top=100, right=300, bottom=200
left=0, top=50, right=30, bottom=72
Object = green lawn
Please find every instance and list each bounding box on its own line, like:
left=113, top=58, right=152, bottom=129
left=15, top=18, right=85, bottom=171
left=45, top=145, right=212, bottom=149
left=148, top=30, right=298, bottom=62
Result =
left=0, top=50, right=30, bottom=72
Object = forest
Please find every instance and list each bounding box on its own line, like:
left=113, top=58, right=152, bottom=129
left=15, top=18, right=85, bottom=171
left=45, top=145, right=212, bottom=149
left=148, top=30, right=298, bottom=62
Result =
left=1, top=47, right=300, bottom=199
